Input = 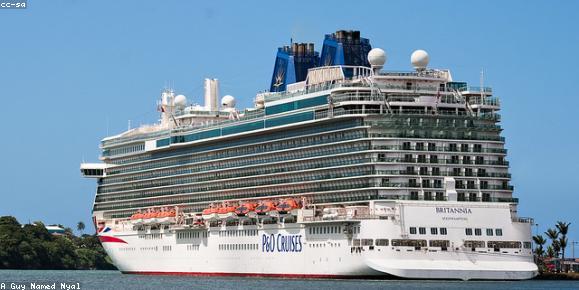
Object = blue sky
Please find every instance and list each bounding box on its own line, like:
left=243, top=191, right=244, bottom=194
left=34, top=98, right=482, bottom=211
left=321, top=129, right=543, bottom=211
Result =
left=0, top=1, right=577, bottom=246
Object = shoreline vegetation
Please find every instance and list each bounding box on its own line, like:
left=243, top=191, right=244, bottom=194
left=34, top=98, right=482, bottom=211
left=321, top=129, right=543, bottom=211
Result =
left=0, top=216, right=116, bottom=270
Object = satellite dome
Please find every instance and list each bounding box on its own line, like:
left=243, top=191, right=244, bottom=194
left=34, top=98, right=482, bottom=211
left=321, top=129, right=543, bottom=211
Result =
left=221, top=95, right=236, bottom=108
left=367, top=48, right=387, bottom=67
left=174, top=94, right=187, bottom=107
left=411, top=49, right=430, bottom=69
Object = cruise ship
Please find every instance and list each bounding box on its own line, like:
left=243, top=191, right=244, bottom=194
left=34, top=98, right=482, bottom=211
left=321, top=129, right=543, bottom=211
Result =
left=81, top=30, right=538, bottom=280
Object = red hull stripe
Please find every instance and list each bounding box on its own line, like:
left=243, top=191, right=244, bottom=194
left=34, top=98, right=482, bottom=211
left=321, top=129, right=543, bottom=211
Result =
left=122, top=271, right=384, bottom=279
left=98, top=236, right=128, bottom=244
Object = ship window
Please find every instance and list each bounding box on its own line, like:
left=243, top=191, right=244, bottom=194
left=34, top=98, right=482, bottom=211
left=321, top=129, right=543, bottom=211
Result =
left=416, top=142, right=424, bottom=151
left=440, top=228, right=447, bottom=235
left=362, top=239, right=373, bottom=246
left=477, top=168, right=487, bottom=177
left=392, top=239, right=427, bottom=247
left=449, top=143, right=457, bottom=152
left=430, top=155, right=438, bottom=163
left=419, top=227, right=426, bottom=235
left=429, top=240, right=450, bottom=248
left=486, top=229, right=494, bottom=236
left=376, top=239, right=389, bottom=246
left=424, top=192, right=433, bottom=201
left=428, top=143, right=436, bottom=151
left=410, top=227, right=417, bottom=234
left=464, top=240, right=485, bottom=249
left=431, top=228, right=438, bottom=235
left=482, top=193, right=491, bottom=202
left=433, top=180, right=442, bottom=188
left=410, top=192, right=419, bottom=200
left=475, top=228, right=482, bottom=236
left=461, top=144, right=469, bottom=152
left=465, top=168, right=473, bottom=176
left=450, top=156, right=459, bottom=164
left=495, top=229, right=503, bottom=236
left=465, top=228, right=473, bottom=235
left=469, top=192, right=477, bottom=201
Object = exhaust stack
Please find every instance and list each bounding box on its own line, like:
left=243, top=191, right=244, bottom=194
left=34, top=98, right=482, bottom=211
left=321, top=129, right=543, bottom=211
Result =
left=204, top=78, right=219, bottom=112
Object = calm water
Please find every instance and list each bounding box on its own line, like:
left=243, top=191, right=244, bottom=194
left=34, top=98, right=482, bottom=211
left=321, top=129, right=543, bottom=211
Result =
left=0, top=270, right=577, bottom=290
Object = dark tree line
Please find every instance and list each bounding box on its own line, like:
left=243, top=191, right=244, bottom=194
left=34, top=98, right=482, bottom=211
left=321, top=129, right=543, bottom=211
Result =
left=0, top=216, right=116, bottom=270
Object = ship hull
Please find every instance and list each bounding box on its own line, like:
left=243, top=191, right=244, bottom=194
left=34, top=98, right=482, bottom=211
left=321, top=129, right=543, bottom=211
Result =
left=98, top=203, right=538, bottom=281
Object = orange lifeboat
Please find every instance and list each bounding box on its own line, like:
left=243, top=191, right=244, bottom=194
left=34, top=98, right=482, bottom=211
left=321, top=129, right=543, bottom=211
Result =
left=235, top=202, right=257, bottom=216
left=202, top=206, right=219, bottom=220
left=130, top=212, right=145, bottom=225
left=276, top=199, right=300, bottom=213
left=218, top=206, right=237, bottom=219
left=157, top=210, right=176, bottom=225
left=255, top=201, right=276, bottom=215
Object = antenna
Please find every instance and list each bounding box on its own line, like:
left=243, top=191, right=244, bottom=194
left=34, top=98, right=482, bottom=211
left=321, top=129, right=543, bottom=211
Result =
left=480, top=68, right=485, bottom=100
left=128, top=119, right=131, bottom=130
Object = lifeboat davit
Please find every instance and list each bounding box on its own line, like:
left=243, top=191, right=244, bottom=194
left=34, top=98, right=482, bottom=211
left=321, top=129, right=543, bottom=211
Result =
left=202, top=207, right=219, bottom=220
left=255, top=201, right=276, bottom=215
left=276, top=199, right=300, bottom=214
left=235, top=203, right=257, bottom=216
left=218, top=206, right=237, bottom=219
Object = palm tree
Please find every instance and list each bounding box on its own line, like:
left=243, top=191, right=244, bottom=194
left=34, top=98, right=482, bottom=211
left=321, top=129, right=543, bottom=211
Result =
left=559, top=237, right=568, bottom=258
left=77, top=221, right=85, bottom=235
left=545, top=228, right=559, bottom=241
left=532, top=235, right=546, bottom=257
left=552, top=239, right=561, bottom=258
left=545, top=228, right=559, bottom=257
left=546, top=245, right=555, bottom=258
left=555, top=221, right=571, bottom=260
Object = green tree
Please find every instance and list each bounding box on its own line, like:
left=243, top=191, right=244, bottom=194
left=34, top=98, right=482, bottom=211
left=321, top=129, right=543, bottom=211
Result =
left=556, top=221, right=571, bottom=261
left=77, top=221, right=86, bottom=235
left=0, top=216, right=24, bottom=269
left=533, top=234, right=546, bottom=257
left=546, top=245, right=556, bottom=258
left=532, top=234, right=547, bottom=273
left=545, top=228, right=560, bottom=258
left=0, top=216, right=116, bottom=270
